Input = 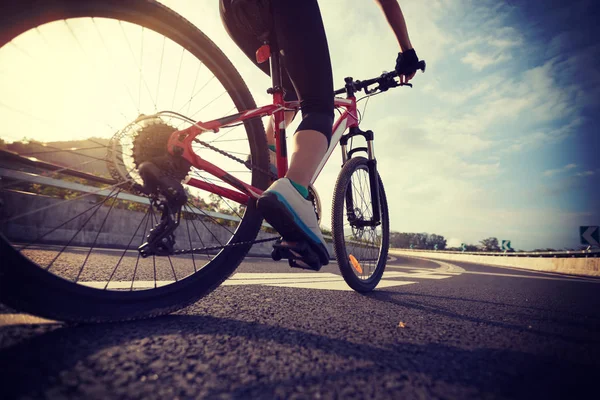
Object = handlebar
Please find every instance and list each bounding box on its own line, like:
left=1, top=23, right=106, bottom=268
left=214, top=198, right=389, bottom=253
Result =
left=334, top=60, right=426, bottom=96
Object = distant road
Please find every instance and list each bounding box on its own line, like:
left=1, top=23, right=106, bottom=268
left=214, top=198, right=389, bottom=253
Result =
left=1, top=254, right=599, bottom=399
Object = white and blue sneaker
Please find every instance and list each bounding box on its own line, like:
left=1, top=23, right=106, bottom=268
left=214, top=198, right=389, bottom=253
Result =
left=257, top=178, right=329, bottom=268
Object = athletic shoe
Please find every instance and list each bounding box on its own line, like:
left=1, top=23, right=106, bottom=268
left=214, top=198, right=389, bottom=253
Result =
left=257, top=178, right=329, bottom=266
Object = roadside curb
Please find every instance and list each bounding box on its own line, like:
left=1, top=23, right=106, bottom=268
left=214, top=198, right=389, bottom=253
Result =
left=390, top=249, right=600, bottom=277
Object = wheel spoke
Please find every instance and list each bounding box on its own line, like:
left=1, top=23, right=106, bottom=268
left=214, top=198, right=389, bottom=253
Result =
left=340, top=163, right=386, bottom=280
left=74, top=189, right=123, bottom=283
left=176, top=75, right=215, bottom=115
left=149, top=206, right=158, bottom=288
left=183, top=204, right=213, bottom=261
left=45, top=187, right=120, bottom=271
left=130, top=204, right=153, bottom=291
left=155, top=35, right=166, bottom=109
left=184, top=200, right=228, bottom=245
left=184, top=211, right=198, bottom=272
left=171, top=47, right=185, bottom=109
left=186, top=61, right=202, bottom=115
left=104, top=207, right=152, bottom=290
left=1, top=5, right=263, bottom=308
left=92, top=18, right=138, bottom=111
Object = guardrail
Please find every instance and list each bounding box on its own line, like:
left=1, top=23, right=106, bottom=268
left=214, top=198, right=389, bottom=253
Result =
left=0, top=167, right=243, bottom=223
left=390, top=249, right=600, bottom=277
left=0, top=149, right=116, bottom=185
left=395, top=248, right=600, bottom=258
left=0, top=166, right=371, bottom=249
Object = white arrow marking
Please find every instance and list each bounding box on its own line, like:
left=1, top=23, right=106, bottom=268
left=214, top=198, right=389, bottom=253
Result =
left=582, top=226, right=599, bottom=246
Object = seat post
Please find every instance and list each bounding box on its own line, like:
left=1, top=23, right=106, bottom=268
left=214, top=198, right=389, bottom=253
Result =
left=265, top=41, right=288, bottom=175
left=268, top=44, right=283, bottom=95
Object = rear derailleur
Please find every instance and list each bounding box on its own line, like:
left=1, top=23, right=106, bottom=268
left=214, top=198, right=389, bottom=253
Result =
left=135, top=161, right=188, bottom=257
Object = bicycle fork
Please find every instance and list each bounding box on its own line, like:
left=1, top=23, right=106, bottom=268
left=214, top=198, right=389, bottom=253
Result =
left=340, top=127, right=381, bottom=227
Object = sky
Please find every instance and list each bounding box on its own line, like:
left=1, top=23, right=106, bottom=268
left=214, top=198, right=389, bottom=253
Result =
left=1, top=0, right=598, bottom=250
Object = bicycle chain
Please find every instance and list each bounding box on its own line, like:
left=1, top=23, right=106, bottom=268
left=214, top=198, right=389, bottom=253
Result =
left=173, top=235, right=280, bottom=255
left=193, top=138, right=277, bottom=180
left=171, top=139, right=279, bottom=254
left=108, top=125, right=280, bottom=255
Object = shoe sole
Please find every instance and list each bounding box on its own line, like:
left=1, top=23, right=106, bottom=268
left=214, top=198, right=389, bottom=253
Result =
left=258, top=192, right=329, bottom=266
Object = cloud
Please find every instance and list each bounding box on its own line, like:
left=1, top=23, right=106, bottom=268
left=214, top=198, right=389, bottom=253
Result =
left=461, top=51, right=511, bottom=71
left=574, top=170, right=596, bottom=177
left=506, top=117, right=585, bottom=153
left=421, top=56, right=585, bottom=158
left=543, top=163, right=577, bottom=177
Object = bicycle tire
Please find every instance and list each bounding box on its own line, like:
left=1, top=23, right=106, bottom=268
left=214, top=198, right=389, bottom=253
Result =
left=331, top=156, right=390, bottom=292
left=0, top=0, right=270, bottom=322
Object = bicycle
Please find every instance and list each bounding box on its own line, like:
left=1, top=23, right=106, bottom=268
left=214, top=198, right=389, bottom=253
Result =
left=0, top=0, right=425, bottom=322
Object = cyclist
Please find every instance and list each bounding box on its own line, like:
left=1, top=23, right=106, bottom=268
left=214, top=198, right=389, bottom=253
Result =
left=220, top=0, right=421, bottom=268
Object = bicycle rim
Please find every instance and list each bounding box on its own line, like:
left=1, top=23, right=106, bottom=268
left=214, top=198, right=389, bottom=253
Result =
left=0, top=0, right=270, bottom=321
left=332, top=157, right=389, bottom=292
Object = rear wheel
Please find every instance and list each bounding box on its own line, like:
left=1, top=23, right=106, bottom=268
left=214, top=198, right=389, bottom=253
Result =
left=331, top=157, right=389, bottom=292
left=0, top=0, right=270, bottom=322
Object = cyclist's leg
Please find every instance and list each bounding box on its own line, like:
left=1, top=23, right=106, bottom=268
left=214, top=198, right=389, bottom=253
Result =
left=258, top=0, right=334, bottom=265
left=273, top=0, right=334, bottom=186
left=219, top=0, right=297, bottom=151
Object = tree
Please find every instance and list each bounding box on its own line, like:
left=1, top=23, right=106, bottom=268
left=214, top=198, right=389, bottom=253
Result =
left=389, top=231, right=447, bottom=250
left=427, top=234, right=447, bottom=250
left=480, top=237, right=500, bottom=252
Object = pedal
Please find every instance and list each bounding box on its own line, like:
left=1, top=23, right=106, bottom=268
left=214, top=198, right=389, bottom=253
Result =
left=271, top=240, right=323, bottom=271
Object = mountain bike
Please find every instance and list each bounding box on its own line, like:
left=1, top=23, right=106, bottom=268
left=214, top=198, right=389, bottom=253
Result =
left=0, top=0, right=424, bottom=322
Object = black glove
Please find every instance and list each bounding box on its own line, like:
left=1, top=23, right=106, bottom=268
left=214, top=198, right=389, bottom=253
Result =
left=395, top=49, right=420, bottom=76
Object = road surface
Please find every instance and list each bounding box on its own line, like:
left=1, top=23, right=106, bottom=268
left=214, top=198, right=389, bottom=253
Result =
left=1, top=254, right=599, bottom=399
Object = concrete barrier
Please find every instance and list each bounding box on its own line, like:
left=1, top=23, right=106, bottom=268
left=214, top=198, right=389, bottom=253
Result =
left=2, top=191, right=336, bottom=257
left=389, top=249, right=600, bottom=277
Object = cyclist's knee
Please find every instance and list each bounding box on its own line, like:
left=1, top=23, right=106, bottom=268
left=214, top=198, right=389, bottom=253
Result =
left=296, top=112, right=333, bottom=146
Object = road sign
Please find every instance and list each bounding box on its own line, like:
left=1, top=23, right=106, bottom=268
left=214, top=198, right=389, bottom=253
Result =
left=434, top=244, right=438, bottom=251
left=461, top=243, right=466, bottom=252
left=580, top=226, right=599, bottom=247
left=501, top=240, right=513, bottom=251
left=410, top=244, right=414, bottom=249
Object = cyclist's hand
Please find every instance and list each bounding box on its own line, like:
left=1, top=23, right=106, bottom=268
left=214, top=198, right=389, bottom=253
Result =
left=395, top=48, right=419, bottom=83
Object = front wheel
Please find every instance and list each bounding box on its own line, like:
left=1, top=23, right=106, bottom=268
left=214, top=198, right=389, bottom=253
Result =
left=331, top=157, right=390, bottom=292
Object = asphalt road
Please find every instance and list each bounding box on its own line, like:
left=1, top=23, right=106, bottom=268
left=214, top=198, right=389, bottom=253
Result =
left=1, top=254, right=599, bottom=399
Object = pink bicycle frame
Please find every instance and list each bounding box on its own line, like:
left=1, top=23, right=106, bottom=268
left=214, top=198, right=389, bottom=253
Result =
left=166, top=52, right=359, bottom=207
left=166, top=97, right=358, bottom=206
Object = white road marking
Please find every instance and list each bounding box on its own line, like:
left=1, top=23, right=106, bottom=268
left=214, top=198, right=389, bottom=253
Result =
left=59, top=260, right=466, bottom=292
left=0, top=261, right=465, bottom=325
left=0, top=314, right=59, bottom=327
left=222, top=272, right=416, bottom=291
left=81, top=281, right=175, bottom=289
left=74, top=264, right=461, bottom=292
left=383, top=271, right=456, bottom=280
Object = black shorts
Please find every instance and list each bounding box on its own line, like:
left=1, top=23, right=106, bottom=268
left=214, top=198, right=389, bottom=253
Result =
left=220, top=0, right=334, bottom=143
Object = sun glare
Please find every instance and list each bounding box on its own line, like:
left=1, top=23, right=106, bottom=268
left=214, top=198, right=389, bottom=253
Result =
left=0, top=17, right=235, bottom=145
